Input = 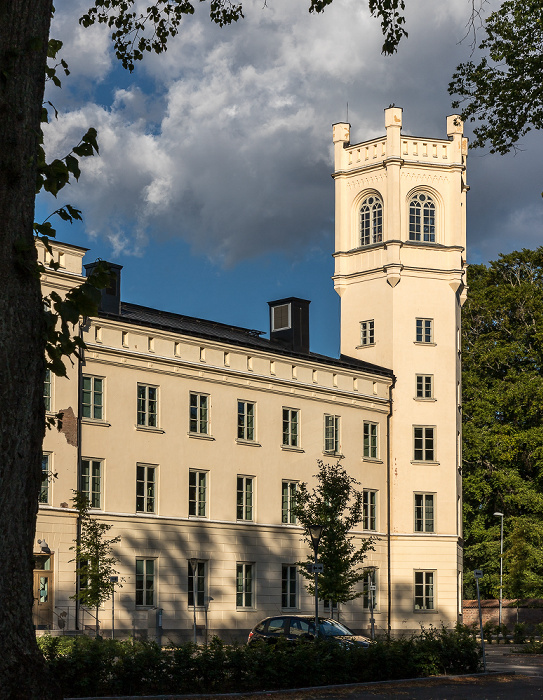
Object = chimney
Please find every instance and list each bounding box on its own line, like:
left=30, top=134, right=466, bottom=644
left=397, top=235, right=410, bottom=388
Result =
left=84, top=261, right=123, bottom=315
left=268, top=297, right=310, bottom=354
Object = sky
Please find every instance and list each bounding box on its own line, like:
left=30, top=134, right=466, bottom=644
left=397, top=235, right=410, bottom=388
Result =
left=38, top=0, right=543, bottom=358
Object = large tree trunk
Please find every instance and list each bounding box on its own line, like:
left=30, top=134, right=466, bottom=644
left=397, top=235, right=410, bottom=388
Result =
left=0, top=2, right=56, bottom=698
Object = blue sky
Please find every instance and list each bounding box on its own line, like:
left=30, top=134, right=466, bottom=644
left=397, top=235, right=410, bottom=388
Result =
left=40, top=1, right=543, bottom=358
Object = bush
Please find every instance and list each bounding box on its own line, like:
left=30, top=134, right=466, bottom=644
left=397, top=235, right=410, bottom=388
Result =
left=37, top=626, right=481, bottom=698
left=514, top=622, right=527, bottom=644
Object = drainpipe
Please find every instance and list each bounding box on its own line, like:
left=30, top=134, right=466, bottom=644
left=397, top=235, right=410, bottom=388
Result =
left=386, top=376, right=396, bottom=635
left=74, top=317, right=87, bottom=630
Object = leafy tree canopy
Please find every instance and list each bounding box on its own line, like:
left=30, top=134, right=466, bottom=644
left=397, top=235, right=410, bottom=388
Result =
left=462, top=248, right=543, bottom=598
left=449, top=0, right=543, bottom=154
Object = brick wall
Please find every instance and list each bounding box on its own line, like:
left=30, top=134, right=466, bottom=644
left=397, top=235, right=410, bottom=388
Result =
left=463, top=599, right=543, bottom=629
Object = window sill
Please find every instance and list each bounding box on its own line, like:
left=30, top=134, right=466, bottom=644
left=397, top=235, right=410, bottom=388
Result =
left=413, top=341, right=437, bottom=347
left=188, top=432, right=215, bottom=441
left=236, top=439, right=261, bottom=447
left=411, top=460, right=440, bottom=466
left=281, top=445, right=304, bottom=453
left=82, top=418, right=111, bottom=427
left=188, top=514, right=208, bottom=520
left=413, top=398, right=436, bottom=402
left=135, top=425, right=165, bottom=434
left=323, top=451, right=344, bottom=459
left=356, top=343, right=375, bottom=349
left=236, top=519, right=255, bottom=524
left=413, top=608, right=438, bottom=613
left=362, top=457, right=383, bottom=464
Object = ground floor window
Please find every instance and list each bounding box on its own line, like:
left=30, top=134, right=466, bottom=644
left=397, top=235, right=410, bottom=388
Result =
left=236, top=563, right=253, bottom=608
left=281, top=565, right=297, bottom=609
left=414, top=570, right=435, bottom=610
left=136, top=559, right=155, bottom=606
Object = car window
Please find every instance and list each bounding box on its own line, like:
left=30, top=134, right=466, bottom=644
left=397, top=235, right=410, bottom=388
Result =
left=267, top=617, right=286, bottom=635
left=254, top=622, right=266, bottom=632
left=288, top=618, right=314, bottom=637
left=319, top=620, right=353, bottom=637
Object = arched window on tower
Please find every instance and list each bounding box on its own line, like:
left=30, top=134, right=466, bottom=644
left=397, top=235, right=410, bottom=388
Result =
left=359, top=195, right=383, bottom=246
left=409, top=193, right=436, bottom=243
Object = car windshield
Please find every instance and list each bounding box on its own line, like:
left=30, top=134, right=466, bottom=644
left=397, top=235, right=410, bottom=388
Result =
left=318, top=620, right=353, bottom=637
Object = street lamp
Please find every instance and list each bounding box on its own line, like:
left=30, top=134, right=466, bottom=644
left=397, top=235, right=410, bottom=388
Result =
left=189, top=558, right=199, bottom=645
left=365, top=567, right=376, bottom=641
left=494, top=512, right=504, bottom=629
left=309, top=524, right=324, bottom=638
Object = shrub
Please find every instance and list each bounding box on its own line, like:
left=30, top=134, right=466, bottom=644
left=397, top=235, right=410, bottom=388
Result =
left=514, top=622, right=527, bottom=644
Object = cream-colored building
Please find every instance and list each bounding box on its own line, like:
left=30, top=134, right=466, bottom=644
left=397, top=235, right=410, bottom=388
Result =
left=34, top=107, right=467, bottom=641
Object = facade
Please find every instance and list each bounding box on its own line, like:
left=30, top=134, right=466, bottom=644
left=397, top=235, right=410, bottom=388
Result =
left=34, top=107, right=467, bottom=641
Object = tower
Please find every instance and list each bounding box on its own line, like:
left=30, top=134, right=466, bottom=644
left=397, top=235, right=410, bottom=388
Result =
left=332, top=108, right=468, bottom=627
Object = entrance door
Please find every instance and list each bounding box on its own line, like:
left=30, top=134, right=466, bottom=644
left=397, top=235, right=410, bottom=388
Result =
left=33, top=554, right=53, bottom=629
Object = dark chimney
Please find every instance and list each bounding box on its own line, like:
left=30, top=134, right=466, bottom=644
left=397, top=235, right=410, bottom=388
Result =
left=268, top=297, right=310, bottom=354
left=84, top=261, right=123, bottom=315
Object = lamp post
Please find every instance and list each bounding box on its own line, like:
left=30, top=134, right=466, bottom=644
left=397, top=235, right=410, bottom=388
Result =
left=309, top=524, right=324, bottom=638
left=366, top=567, right=376, bottom=641
left=189, top=558, right=199, bottom=645
left=494, top=512, right=504, bottom=629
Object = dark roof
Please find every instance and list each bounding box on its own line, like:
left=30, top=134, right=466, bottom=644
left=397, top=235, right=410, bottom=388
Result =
left=98, top=301, right=394, bottom=379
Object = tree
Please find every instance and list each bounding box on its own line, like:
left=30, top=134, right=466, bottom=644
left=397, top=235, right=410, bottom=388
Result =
left=449, top=0, right=543, bottom=155
left=461, top=248, right=543, bottom=599
left=70, top=492, right=122, bottom=637
left=292, top=460, right=374, bottom=611
left=0, top=2, right=406, bottom=697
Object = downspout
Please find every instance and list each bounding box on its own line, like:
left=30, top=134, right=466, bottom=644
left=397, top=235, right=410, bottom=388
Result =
left=75, top=317, right=86, bottom=630
left=386, top=376, right=396, bottom=635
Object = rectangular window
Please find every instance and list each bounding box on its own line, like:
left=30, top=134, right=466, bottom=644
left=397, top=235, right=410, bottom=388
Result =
left=282, top=565, right=297, bottom=609
left=282, top=481, right=297, bottom=524
left=272, top=304, right=290, bottom=331
left=189, top=470, right=207, bottom=517
left=362, top=569, right=378, bottom=609
left=362, top=489, right=377, bottom=531
left=82, top=376, right=103, bottom=420
left=324, top=414, right=340, bottom=454
left=236, top=563, right=253, bottom=608
left=360, top=320, right=375, bottom=346
left=413, top=426, right=435, bottom=462
left=414, top=570, right=435, bottom=610
left=363, top=422, right=378, bottom=459
left=324, top=599, right=338, bottom=614
left=237, top=476, right=254, bottom=521
left=416, top=375, right=433, bottom=398
left=137, top=384, right=158, bottom=427
left=282, top=408, right=299, bottom=448
left=44, top=369, right=51, bottom=411
left=40, top=454, right=51, bottom=504
left=81, top=459, right=102, bottom=509
left=237, top=401, right=255, bottom=441
left=136, top=464, right=156, bottom=513
left=136, top=559, right=155, bottom=606
left=416, top=318, right=433, bottom=343
left=414, top=493, right=435, bottom=532
left=188, top=560, right=205, bottom=607
left=190, top=393, right=209, bottom=434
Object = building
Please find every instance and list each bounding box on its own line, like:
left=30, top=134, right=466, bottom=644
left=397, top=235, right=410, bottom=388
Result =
left=34, top=107, right=467, bottom=641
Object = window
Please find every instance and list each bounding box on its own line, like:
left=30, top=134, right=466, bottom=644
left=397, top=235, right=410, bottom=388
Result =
left=282, top=565, right=297, bottom=609
left=237, top=401, right=255, bottom=441
left=413, top=426, right=435, bottom=462
left=82, top=376, right=103, bottom=420
left=362, top=569, right=378, bottom=609
left=360, top=195, right=383, bottom=246
left=136, top=559, right=155, bottom=606
left=236, top=563, right=253, bottom=607
left=362, top=490, right=377, bottom=531
left=282, top=481, right=297, bottom=524
left=190, top=393, right=209, bottom=434
left=323, top=599, right=338, bottom=614
left=415, top=318, right=433, bottom=344
left=81, top=459, right=102, bottom=509
left=189, top=470, right=207, bottom=517
left=409, top=192, right=436, bottom=242
left=237, top=476, right=254, bottom=521
left=188, top=561, right=205, bottom=607
left=40, top=454, right=51, bottom=504
left=324, top=414, right=340, bottom=454
left=360, top=320, right=375, bottom=346
left=137, top=384, right=158, bottom=427
left=363, top=422, right=378, bottom=459
left=282, top=408, right=299, bottom=448
left=272, top=303, right=290, bottom=331
left=136, top=464, right=156, bottom=513
left=416, top=374, right=433, bottom=399
left=414, top=570, right=435, bottom=610
left=44, top=369, right=51, bottom=411
left=414, top=493, right=435, bottom=532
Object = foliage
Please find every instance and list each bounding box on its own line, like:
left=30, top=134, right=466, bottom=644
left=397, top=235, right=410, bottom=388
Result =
left=37, top=626, right=480, bottom=696
left=449, top=0, right=543, bottom=154
left=461, top=248, right=543, bottom=599
left=80, top=0, right=407, bottom=71
left=69, top=491, right=122, bottom=633
left=291, top=459, right=374, bottom=604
